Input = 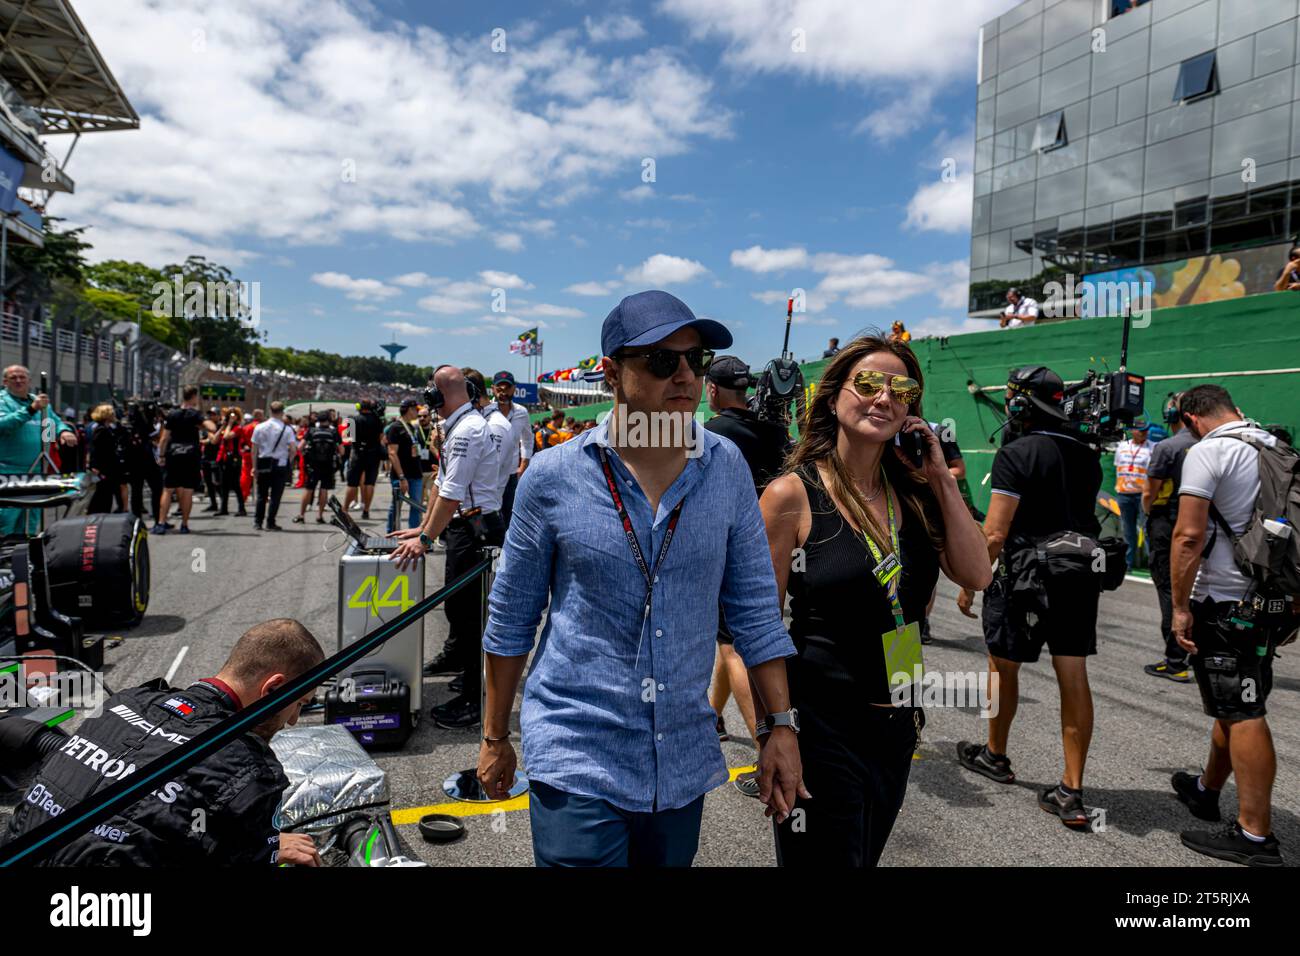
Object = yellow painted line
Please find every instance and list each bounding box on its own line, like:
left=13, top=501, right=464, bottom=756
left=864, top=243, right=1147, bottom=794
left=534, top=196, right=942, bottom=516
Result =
left=389, top=764, right=760, bottom=825
left=390, top=792, right=530, bottom=824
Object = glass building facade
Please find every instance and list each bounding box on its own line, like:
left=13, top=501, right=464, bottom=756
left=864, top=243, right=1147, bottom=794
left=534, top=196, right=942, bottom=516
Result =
left=970, top=0, right=1300, bottom=313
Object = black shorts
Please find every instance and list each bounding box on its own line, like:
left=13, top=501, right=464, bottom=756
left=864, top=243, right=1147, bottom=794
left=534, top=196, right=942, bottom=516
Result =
left=163, top=452, right=202, bottom=490
left=717, top=605, right=734, bottom=646
left=982, top=573, right=1099, bottom=663
left=304, top=464, right=336, bottom=492
left=346, top=449, right=381, bottom=487
left=1189, top=599, right=1278, bottom=721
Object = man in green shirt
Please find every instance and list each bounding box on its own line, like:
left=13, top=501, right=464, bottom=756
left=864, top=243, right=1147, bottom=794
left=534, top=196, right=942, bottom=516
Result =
left=0, top=364, right=77, bottom=535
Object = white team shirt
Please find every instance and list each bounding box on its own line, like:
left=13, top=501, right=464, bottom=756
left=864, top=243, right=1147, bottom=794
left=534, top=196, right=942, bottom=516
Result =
left=1180, top=420, right=1276, bottom=603
left=481, top=404, right=516, bottom=507
left=251, top=416, right=298, bottom=465
left=434, top=401, right=503, bottom=513
left=1003, top=296, right=1039, bottom=327
left=499, top=401, right=533, bottom=469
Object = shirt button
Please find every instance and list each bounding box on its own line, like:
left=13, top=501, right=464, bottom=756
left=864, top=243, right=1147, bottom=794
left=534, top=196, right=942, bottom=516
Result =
left=656, top=733, right=663, bottom=741
left=655, top=629, right=663, bottom=637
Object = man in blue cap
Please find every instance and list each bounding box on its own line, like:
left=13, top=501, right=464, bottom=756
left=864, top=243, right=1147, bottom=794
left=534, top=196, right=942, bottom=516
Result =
left=477, top=290, right=806, bottom=866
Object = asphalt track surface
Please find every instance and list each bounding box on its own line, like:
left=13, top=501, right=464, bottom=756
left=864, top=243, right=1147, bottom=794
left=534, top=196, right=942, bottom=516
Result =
left=4, top=479, right=1298, bottom=867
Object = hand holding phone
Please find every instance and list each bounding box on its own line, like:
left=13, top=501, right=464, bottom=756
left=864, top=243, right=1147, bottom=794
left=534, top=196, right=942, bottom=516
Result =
left=894, top=429, right=926, bottom=469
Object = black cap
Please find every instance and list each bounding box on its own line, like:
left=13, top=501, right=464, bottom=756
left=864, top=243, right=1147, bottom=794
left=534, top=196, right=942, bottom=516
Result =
left=493, top=371, right=515, bottom=386
left=706, top=355, right=753, bottom=390
left=400, top=397, right=419, bottom=412
left=1007, top=365, right=1067, bottom=421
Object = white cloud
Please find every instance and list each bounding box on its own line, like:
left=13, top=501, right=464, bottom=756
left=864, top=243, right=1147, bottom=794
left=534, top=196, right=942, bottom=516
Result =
left=624, top=253, right=709, bottom=286
left=928, top=260, right=972, bottom=310
left=566, top=280, right=621, bottom=296
left=311, top=272, right=401, bottom=301
left=659, top=0, right=1007, bottom=87
left=354, top=305, right=379, bottom=312
left=478, top=271, right=533, bottom=290
left=494, top=232, right=525, bottom=252
left=519, top=219, right=556, bottom=235
left=391, top=272, right=446, bottom=288
left=382, top=320, right=434, bottom=336
left=620, top=184, right=656, bottom=202
left=904, top=175, right=974, bottom=233
left=520, top=303, right=585, bottom=318
left=585, top=14, right=646, bottom=43
left=854, top=86, right=937, bottom=143
left=730, top=245, right=808, bottom=273
left=64, top=1, right=731, bottom=267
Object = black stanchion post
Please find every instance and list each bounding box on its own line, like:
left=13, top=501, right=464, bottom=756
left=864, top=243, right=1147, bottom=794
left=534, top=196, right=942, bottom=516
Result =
left=442, top=545, right=529, bottom=802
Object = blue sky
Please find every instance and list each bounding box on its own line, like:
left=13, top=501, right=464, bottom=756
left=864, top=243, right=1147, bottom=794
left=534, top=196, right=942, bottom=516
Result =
left=66, top=0, right=1019, bottom=378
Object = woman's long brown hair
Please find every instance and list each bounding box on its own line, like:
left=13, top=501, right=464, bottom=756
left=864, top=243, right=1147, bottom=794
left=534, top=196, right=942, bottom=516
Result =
left=785, top=335, right=943, bottom=551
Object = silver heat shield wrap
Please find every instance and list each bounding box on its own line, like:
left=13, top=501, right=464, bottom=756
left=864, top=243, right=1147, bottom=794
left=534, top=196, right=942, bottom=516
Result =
left=271, top=724, right=390, bottom=832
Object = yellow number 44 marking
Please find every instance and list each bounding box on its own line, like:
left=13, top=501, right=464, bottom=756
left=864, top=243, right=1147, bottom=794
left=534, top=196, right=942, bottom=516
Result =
left=347, top=575, right=415, bottom=617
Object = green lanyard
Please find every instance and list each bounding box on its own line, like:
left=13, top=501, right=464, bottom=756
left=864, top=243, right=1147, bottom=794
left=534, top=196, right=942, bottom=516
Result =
left=859, top=476, right=906, bottom=630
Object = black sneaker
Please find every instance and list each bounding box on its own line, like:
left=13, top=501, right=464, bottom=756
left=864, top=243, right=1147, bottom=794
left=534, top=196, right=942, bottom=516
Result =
left=957, top=741, right=1015, bottom=783
left=253, top=523, right=262, bottom=531
left=292, top=515, right=305, bottom=524
left=449, top=674, right=464, bottom=694
left=422, top=653, right=459, bottom=676
left=1181, top=822, right=1283, bottom=867
left=733, top=771, right=760, bottom=799
left=1039, top=784, right=1090, bottom=829
left=1171, top=771, right=1222, bottom=822
left=716, top=715, right=729, bottom=742
left=361, top=511, right=370, bottom=520
left=921, top=618, right=932, bottom=645
left=266, top=523, right=283, bottom=531
left=431, top=695, right=480, bottom=729
left=1144, top=660, right=1192, bottom=683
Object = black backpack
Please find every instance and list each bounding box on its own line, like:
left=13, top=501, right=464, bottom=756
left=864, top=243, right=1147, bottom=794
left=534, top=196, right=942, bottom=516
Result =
left=306, top=426, right=337, bottom=469
left=1208, top=431, right=1300, bottom=597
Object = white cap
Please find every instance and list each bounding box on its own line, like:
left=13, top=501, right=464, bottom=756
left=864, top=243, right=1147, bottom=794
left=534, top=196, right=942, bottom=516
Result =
left=243, top=413, right=253, bottom=422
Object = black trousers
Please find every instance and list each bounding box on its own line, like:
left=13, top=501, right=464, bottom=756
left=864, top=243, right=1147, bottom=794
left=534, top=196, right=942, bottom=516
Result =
left=88, top=477, right=124, bottom=514
left=219, top=459, right=245, bottom=514
left=1147, top=509, right=1186, bottom=665
left=443, top=512, right=505, bottom=699
left=129, top=459, right=162, bottom=521
left=254, top=464, right=287, bottom=527
left=200, top=457, right=219, bottom=507
left=773, top=705, right=923, bottom=867
left=501, top=472, right=519, bottom=530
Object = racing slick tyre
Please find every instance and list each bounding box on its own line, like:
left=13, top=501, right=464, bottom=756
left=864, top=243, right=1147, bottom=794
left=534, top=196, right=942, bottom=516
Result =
left=43, top=514, right=150, bottom=630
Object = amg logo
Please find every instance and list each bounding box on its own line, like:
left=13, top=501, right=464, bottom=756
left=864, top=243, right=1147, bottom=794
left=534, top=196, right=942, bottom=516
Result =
left=109, top=704, right=192, bottom=744
left=58, top=734, right=137, bottom=780
left=49, top=886, right=151, bottom=936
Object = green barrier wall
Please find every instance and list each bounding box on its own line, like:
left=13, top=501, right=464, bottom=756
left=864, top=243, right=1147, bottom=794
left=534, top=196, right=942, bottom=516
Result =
left=540, top=292, right=1300, bottom=512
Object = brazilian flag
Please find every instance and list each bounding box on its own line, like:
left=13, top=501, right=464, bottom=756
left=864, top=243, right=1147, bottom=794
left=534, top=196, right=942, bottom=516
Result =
left=518, top=328, right=539, bottom=343
left=577, top=354, right=599, bottom=371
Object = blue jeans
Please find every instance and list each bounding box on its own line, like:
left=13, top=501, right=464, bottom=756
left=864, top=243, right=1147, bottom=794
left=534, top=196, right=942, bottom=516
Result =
left=387, top=476, right=423, bottom=533
left=1117, top=492, right=1144, bottom=569
left=528, top=780, right=705, bottom=867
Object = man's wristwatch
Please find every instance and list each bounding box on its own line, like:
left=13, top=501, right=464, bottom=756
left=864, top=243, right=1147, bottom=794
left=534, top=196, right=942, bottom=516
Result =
left=418, top=532, right=434, bottom=550
left=755, top=708, right=800, bottom=737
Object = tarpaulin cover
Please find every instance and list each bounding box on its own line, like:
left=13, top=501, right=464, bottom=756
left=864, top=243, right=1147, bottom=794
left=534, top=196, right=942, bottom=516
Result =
left=271, top=724, right=389, bottom=832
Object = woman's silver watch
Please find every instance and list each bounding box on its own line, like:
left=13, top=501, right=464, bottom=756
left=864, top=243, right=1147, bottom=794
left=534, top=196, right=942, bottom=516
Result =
left=755, top=708, right=800, bottom=737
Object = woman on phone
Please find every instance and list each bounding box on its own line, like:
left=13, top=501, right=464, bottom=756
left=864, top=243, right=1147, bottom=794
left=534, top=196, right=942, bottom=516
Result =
left=759, top=334, right=991, bottom=866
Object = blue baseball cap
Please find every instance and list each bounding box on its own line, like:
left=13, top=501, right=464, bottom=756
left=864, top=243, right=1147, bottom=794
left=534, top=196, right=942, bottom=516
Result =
left=601, top=290, right=732, bottom=357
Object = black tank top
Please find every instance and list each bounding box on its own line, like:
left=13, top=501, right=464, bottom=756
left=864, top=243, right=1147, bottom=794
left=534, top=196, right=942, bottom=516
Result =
left=787, top=464, right=941, bottom=708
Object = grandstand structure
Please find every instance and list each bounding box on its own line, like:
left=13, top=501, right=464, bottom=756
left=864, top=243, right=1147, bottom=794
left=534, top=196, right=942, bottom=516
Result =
left=0, top=0, right=140, bottom=411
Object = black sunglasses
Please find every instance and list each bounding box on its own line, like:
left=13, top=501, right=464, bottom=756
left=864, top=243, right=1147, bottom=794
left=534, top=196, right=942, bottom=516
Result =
left=616, top=346, right=715, bottom=379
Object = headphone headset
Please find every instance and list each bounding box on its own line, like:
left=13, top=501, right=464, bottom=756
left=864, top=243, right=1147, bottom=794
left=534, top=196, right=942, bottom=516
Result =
left=1163, top=391, right=1183, bottom=425
left=425, top=365, right=479, bottom=411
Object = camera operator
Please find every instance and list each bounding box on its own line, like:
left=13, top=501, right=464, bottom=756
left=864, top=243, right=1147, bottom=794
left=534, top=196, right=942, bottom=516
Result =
left=2, top=618, right=325, bottom=866
left=154, top=385, right=207, bottom=535
left=0, top=365, right=78, bottom=535
left=956, top=365, right=1103, bottom=829
left=344, top=399, right=383, bottom=520
left=390, top=365, right=503, bottom=729
left=703, top=355, right=791, bottom=795
left=1167, top=385, right=1291, bottom=867
left=1000, top=288, right=1039, bottom=329
left=1141, top=393, right=1197, bottom=682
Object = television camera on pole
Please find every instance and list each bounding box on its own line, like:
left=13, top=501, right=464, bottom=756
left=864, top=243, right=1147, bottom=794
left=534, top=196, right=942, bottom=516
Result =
left=750, top=297, right=806, bottom=429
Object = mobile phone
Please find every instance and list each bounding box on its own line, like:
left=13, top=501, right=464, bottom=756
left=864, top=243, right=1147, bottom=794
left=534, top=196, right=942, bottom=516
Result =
left=895, top=429, right=926, bottom=469
left=39, top=372, right=48, bottom=395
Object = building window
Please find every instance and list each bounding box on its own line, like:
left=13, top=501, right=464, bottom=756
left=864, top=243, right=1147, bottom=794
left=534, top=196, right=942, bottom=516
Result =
left=1032, top=111, right=1067, bottom=153
left=1173, top=52, right=1218, bottom=103
left=1110, top=0, right=1152, bottom=18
